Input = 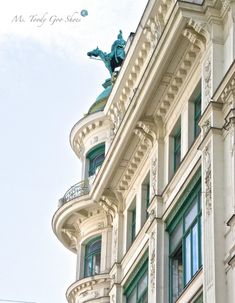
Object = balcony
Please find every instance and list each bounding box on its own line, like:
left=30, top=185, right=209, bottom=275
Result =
left=58, top=175, right=96, bottom=207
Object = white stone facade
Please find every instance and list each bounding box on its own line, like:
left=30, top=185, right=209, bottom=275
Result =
left=52, top=0, right=235, bottom=302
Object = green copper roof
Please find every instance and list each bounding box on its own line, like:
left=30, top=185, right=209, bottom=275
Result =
left=87, top=79, right=112, bottom=115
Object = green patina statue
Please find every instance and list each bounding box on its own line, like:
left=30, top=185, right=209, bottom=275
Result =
left=87, top=30, right=126, bottom=76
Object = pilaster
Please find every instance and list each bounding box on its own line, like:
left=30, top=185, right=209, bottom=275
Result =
left=200, top=117, right=226, bottom=302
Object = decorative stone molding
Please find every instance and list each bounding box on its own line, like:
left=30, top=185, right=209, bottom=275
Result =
left=112, top=227, right=118, bottom=262
left=106, top=0, right=176, bottom=135
left=118, top=137, right=150, bottom=191
left=204, top=52, right=212, bottom=108
left=151, top=156, right=158, bottom=198
left=149, top=231, right=156, bottom=293
left=149, top=209, right=156, bottom=221
left=156, top=44, right=200, bottom=118
left=133, top=119, right=158, bottom=146
left=62, top=228, right=78, bottom=249
left=99, top=192, right=119, bottom=220
left=144, top=15, right=164, bottom=49
left=72, top=119, right=104, bottom=159
left=219, top=77, right=235, bottom=103
left=67, top=275, right=111, bottom=303
left=202, top=118, right=211, bottom=137
left=204, top=144, right=212, bottom=215
left=183, top=19, right=208, bottom=51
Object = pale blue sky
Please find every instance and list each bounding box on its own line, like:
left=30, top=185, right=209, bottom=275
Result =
left=0, top=1, right=147, bottom=303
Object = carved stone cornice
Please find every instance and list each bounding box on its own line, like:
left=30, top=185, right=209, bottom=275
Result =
left=156, top=43, right=200, bottom=119
left=106, top=0, right=177, bottom=136
left=118, top=142, right=148, bottom=192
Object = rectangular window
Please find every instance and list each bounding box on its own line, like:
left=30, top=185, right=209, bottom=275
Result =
left=131, top=207, right=136, bottom=243
left=194, top=94, right=201, bottom=139
left=141, top=172, right=150, bottom=223
left=168, top=179, right=202, bottom=303
left=174, top=127, right=181, bottom=172
left=124, top=257, right=148, bottom=303
left=84, top=236, right=101, bottom=277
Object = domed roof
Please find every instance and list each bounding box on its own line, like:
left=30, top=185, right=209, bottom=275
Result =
left=87, top=79, right=112, bottom=115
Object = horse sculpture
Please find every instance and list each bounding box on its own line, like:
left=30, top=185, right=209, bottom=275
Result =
left=87, top=30, right=126, bottom=76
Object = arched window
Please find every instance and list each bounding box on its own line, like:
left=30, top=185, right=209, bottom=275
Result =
left=86, top=143, right=105, bottom=177
left=84, top=236, right=101, bottom=277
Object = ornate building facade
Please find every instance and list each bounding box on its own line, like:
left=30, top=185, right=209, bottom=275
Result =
left=52, top=0, right=235, bottom=302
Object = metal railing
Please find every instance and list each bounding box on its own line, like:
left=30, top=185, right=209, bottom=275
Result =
left=58, top=179, right=91, bottom=207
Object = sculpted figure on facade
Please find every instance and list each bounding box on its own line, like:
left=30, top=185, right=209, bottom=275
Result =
left=87, top=30, right=126, bottom=76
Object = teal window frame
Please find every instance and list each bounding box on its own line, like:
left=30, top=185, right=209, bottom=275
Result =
left=167, top=176, right=202, bottom=303
left=124, top=256, right=148, bottom=303
left=86, top=143, right=105, bottom=177
left=131, top=207, right=136, bottom=243
left=194, top=93, right=201, bottom=139
left=84, top=236, right=101, bottom=277
left=174, top=127, right=181, bottom=172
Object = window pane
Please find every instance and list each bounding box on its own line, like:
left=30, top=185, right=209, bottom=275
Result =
left=85, top=256, right=92, bottom=277
left=170, top=222, right=183, bottom=253
left=87, top=239, right=101, bottom=254
left=185, top=233, right=191, bottom=284
left=93, top=252, right=101, bottom=275
left=174, top=129, right=181, bottom=171
left=127, top=289, right=137, bottom=303
left=185, top=200, right=197, bottom=230
left=172, top=247, right=183, bottom=302
left=85, top=238, right=101, bottom=277
left=131, top=208, right=136, bottom=243
left=194, top=94, right=201, bottom=138
left=140, top=291, right=148, bottom=303
left=192, top=223, right=199, bottom=275
left=138, top=272, right=148, bottom=298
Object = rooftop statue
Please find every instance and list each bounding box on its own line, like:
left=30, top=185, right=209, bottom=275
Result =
left=87, top=30, right=126, bottom=76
